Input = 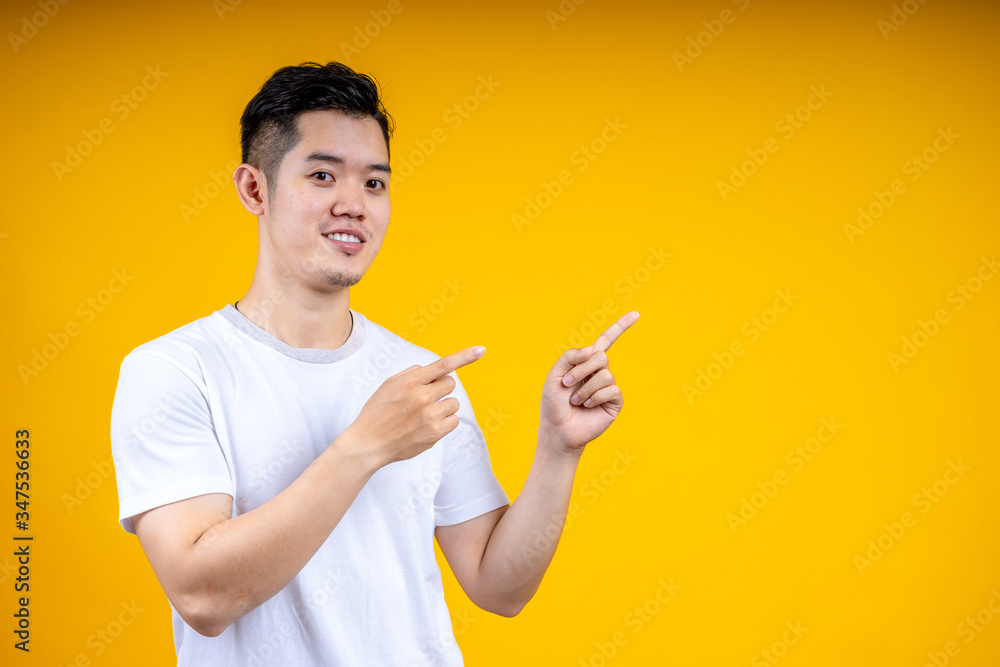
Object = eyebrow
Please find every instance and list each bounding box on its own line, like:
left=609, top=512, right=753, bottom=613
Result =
left=304, top=151, right=391, bottom=174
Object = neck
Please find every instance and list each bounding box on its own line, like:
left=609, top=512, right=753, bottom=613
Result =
left=236, top=278, right=353, bottom=350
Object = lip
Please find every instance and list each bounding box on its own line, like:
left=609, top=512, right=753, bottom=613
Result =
left=321, top=228, right=366, bottom=255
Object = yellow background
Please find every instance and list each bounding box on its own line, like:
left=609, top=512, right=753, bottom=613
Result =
left=2, top=0, right=999, bottom=664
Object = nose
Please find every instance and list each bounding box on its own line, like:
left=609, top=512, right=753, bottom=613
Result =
left=331, top=181, right=365, bottom=219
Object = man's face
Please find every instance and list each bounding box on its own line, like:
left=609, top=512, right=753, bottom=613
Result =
left=261, top=108, right=390, bottom=291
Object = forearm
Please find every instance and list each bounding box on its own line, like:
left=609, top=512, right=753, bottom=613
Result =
left=172, top=431, right=376, bottom=635
left=475, top=429, right=583, bottom=613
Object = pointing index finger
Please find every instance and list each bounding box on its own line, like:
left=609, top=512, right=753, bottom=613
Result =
left=592, top=311, right=640, bottom=353
left=420, top=345, right=486, bottom=383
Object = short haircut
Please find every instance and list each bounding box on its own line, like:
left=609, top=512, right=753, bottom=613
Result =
left=239, top=61, right=394, bottom=194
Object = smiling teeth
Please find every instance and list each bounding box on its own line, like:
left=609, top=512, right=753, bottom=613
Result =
left=327, top=233, right=361, bottom=243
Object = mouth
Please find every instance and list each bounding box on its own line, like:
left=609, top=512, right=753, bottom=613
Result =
left=322, top=231, right=364, bottom=254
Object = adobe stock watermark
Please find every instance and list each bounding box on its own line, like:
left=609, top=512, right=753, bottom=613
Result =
left=726, top=417, right=842, bottom=534
left=512, top=117, right=628, bottom=233
left=226, top=248, right=361, bottom=337
left=190, top=540, right=352, bottom=646
left=247, top=438, right=311, bottom=494
left=682, top=288, right=798, bottom=404
left=844, top=126, right=959, bottom=243
left=52, top=65, right=169, bottom=182
left=339, top=0, right=407, bottom=61
left=180, top=159, right=239, bottom=223
left=396, top=277, right=468, bottom=340
left=514, top=449, right=638, bottom=581
left=0, top=557, right=17, bottom=586
left=396, top=469, right=443, bottom=522
left=7, top=0, right=70, bottom=53
left=62, top=457, right=117, bottom=514
left=392, top=75, right=501, bottom=186
left=112, top=394, right=181, bottom=465
left=91, top=389, right=187, bottom=515
left=887, top=254, right=996, bottom=372
left=477, top=405, right=511, bottom=436
left=224, top=284, right=292, bottom=346
left=347, top=337, right=407, bottom=393
left=246, top=620, right=298, bottom=667
left=554, top=245, right=669, bottom=355
left=920, top=587, right=1000, bottom=667
left=853, top=459, right=970, bottom=575
left=243, top=567, right=351, bottom=666
left=577, top=450, right=638, bottom=506
left=750, top=620, right=808, bottom=667
left=423, top=610, right=477, bottom=662
left=451, top=609, right=476, bottom=639
left=565, top=449, right=639, bottom=533
left=579, top=578, right=682, bottom=666
left=545, top=0, right=588, bottom=30
left=443, top=407, right=512, bottom=480
left=877, top=0, right=931, bottom=41
left=397, top=405, right=509, bottom=522
left=716, top=85, right=833, bottom=202
left=289, top=565, right=350, bottom=621
left=54, top=599, right=145, bottom=666
left=18, top=268, right=135, bottom=385
left=672, top=0, right=751, bottom=73
left=213, top=0, right=243, bottom=20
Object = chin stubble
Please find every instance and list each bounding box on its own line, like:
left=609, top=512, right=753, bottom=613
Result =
left=319, top=268, right=362, bottom=288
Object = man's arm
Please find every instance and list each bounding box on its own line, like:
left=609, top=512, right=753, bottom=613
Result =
left=435, top=434, right=580, bottom=616
left=132, top=345, right=487, bottom=637
left=435, top=311, right=639, bottom=616
left=133, top=438, right=374, bottom=637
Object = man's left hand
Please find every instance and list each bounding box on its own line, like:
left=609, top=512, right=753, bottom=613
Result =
left=539, top=311, right=640, bottom=453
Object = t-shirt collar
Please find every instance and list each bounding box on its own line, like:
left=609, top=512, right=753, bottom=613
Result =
left=219, top=304, right=365, bottom=364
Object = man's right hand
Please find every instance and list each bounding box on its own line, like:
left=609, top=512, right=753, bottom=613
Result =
left=342, top=345, right=487, bottom=468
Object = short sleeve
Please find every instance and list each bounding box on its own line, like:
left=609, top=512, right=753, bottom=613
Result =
left=110, top=350, right=233, bottom=534
left=434, top=373, right=509, bottom=526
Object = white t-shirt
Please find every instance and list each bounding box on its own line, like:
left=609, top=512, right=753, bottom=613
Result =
left=110, top=305, right=509, bottom=666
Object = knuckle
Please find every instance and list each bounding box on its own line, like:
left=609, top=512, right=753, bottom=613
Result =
left=418, top=386, right=437, bottom=405
left=431, top=418, right=454, bottom=440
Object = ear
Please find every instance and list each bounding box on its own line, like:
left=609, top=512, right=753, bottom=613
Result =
left=233, top=163, right=267, bottom=216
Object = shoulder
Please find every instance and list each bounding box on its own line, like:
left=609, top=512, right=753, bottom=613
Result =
left=355, top=310, right=448, bottom=370
left=118, top=308, right=231, bottom=378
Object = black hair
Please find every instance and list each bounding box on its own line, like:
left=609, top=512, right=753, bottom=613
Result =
left=239, top=61, right=394, bottom=192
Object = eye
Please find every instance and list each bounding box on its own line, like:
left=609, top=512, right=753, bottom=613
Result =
left=366, top=178, right=386, bottom=190
left=311, top=171, right=333, bottom=182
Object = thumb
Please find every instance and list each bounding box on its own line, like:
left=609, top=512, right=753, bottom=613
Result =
left=550, top=346, right=592, bottom=379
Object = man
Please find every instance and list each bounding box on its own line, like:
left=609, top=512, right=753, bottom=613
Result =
left=111, top=61, right=639, bottom=665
